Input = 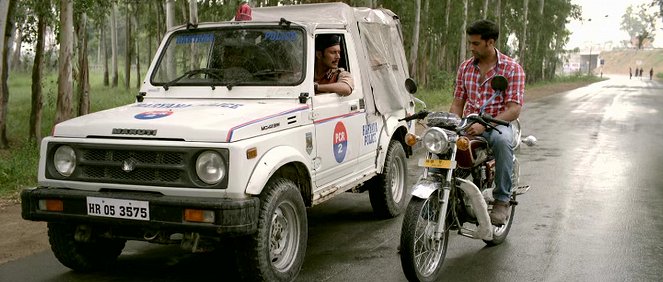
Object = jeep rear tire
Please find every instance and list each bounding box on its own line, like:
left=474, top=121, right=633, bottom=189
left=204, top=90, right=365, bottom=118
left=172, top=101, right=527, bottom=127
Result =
left=236, top=178, right=307, bottom=281
left=48, top=223, right=126, bottom=272
left=369, top=140, right=408, bottom=218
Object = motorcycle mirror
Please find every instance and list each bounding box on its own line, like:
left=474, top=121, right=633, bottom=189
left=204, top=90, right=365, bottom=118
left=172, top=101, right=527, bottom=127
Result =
left=405, top=78, right=417, bottom=94
left=491, top=75, right=508, bottom=92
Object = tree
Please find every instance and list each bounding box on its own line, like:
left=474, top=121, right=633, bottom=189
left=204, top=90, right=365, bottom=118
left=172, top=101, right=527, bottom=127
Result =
left=54, top=0, right=74, bottom=126
left=0, top=0, right=16, bottom=149
left=75, top=12, right=90, bottom=116
left=29, top=0, right=53, bottom=142
left=519, top=0, right=529, bottom=66
left=409, top=0, right=420, bottom=79
left=458, top=0, right=468, bottom=66
left=110, top=1, right=118, bottom=87
left=621, top=3, right=658, bottom=49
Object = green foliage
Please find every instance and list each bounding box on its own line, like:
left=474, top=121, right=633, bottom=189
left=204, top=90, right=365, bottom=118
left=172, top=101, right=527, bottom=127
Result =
left=0, top=72, right=135, bottom=197
left=415, top=87, right=454, bottom=112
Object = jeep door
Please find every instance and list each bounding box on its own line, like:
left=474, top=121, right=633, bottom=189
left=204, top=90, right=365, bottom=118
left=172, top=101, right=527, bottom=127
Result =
left=311, top=33, right=364, bottom=190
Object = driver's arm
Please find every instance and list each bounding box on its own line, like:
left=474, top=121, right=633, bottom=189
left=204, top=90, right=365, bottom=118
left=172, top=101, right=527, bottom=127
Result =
left=316, top=81, right=352, bottom=96
left=316, top=70, right=353, bottom=96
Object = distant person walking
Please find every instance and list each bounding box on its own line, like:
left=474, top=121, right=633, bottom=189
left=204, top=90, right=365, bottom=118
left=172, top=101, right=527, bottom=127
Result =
left=629, top=67, right=632, bottom=79
left=650, top=68, right=654, bottom=80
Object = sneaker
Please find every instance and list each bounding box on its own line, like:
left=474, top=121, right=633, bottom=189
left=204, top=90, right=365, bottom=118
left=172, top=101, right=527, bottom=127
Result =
left=489, top=200, right=511, bottom=225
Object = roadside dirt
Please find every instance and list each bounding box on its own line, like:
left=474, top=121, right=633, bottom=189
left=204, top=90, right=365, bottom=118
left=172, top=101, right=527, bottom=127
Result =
left=0, top=80, right=596, bottom=265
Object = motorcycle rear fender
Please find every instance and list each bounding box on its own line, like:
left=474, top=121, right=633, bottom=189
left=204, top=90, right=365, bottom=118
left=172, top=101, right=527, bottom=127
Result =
left=410, top=178, right=442, bottom=199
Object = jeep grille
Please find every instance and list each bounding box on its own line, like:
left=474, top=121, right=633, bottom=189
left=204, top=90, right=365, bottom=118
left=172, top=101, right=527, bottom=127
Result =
left=45, top=143, right=229, bottom=189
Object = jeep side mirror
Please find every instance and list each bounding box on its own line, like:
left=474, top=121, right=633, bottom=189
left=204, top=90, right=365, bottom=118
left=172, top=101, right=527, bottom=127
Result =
left=405, top=78, right=417, bottom=94
left=491, top=75, right=508, bottom=92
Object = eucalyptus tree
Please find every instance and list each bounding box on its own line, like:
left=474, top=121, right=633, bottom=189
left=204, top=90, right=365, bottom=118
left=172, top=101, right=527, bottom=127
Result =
left=29, top=0, right=54, bottom=141
left=409, top=0, right=421, bottom=79
left=54, top=0, right=74, bottom=125
left=0, top=0, right=16, bottom=149
left=124, top=1, right=132, bottom=89
left=9, top=0, right=58, bottom=142
left=74, top=0, right=111, bottom=115
left=110, top=1, right=118, bottom=87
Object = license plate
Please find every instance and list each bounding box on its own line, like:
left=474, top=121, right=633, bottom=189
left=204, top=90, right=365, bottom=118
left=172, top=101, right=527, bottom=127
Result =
left=86, top=197, right=150, bottom=221
left=419, top=158, right=456, bottom=169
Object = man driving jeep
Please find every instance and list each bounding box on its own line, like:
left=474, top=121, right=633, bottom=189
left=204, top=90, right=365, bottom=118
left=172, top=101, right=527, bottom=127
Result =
left=314, top=34, right=354, bottom=96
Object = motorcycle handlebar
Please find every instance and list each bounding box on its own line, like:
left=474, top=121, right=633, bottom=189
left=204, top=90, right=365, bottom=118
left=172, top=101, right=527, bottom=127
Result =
left=399, top=110, right=429, bottom=122
left=482, top=114, right=510, bottom=127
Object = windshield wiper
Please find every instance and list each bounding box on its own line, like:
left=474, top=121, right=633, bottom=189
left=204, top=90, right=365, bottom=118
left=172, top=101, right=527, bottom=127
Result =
left=253, top=69, right=294, bottom=78
left=162, top=68, right=224, bottom=90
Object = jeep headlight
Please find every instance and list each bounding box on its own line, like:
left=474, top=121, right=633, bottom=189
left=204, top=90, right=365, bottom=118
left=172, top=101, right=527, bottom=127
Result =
left=195, top=151, right=226, bottom=185
left=422, top=128, right=451, bottom=154
left=53, top=145, right=76, bottom=177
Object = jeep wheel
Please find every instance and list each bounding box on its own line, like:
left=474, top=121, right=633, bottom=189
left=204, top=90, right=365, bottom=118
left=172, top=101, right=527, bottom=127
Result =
left=369, top=140, right=408, bottom=218
left=236, top=178, right=308, bottom=281
left=48, top=223, right=126, bottom=272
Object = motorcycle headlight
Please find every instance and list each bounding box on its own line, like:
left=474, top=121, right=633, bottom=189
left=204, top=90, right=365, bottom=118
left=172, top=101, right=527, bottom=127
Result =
left=53, top=145, right=76, bottom=177
left=422, top=128, right=450, bottom=154
left=195, top=151, right=226, bottom=185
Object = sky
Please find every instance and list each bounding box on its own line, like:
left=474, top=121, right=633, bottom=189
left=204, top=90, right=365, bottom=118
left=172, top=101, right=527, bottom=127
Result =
left=566, top=0, right=663, bottom=49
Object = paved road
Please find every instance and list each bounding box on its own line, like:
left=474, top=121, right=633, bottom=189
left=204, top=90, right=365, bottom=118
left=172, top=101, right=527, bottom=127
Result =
left=2, top=75, right=663, bottom=281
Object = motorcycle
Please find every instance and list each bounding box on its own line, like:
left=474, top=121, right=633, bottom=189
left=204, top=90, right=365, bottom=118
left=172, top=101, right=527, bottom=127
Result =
left=398, top=75, right=536, bottom=282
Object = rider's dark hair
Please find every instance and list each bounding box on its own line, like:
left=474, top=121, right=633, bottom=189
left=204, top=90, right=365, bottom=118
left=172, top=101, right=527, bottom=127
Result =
left=466, top=19, right=499, bottom=41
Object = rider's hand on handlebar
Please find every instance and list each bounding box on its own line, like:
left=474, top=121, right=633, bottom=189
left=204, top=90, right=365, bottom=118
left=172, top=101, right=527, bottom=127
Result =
left=466, top=123, right=486, bottom=136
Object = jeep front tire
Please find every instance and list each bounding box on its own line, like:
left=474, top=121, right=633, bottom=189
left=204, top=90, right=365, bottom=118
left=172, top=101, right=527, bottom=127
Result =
left=48, top=223, right=126, bottom=272
left=236, top=178, right=308, bottom=281
left=368, top=140, right=408, bottom=218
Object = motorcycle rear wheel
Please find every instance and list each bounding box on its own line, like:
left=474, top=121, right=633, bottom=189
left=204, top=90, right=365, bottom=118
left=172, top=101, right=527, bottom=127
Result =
left=400, top=192, right=449, bottom=282
left=483, top=203, right=515, bottom=246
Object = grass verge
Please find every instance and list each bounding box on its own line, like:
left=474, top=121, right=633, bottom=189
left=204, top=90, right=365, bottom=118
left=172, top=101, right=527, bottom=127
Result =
left=0, top=72, right=135, bottom=198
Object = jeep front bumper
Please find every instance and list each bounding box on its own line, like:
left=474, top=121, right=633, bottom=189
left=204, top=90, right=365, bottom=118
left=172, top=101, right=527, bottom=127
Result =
left=21, top=187, right=259, bottom=236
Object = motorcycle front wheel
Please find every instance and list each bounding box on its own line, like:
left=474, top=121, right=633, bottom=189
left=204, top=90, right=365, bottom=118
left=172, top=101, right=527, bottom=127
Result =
left=400, top=192, right=449, bottom=282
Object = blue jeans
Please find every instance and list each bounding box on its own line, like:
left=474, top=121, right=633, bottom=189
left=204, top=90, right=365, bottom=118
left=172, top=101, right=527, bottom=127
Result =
left=481, top=124, right=514, bottom=203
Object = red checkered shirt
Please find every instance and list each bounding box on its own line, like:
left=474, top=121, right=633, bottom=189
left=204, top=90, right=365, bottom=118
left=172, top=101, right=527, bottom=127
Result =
left=453, top=48, right=525, bottom=118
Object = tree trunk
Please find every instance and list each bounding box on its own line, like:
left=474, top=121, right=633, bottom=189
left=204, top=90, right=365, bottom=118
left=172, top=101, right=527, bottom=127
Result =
left=441, top=0, right=450, bottom=71
left=189, top=0, right=198, bottom=25
left=124, top=2, right=131, bottom=89
left=538, top=0, right=545, bottom=80
left=0, top=0, right=16, bottom=149
left=134, top=9, right=141, bottom=88
left=482, top=0, right=489, bottom=19
left=30, top=12, right=46, bottom=142
left=409, top=0, right=420, bottom=79
left=102, top=26, right=109, bottom=86
left=10, top=27, right=21, bottom=70
left=55, top=0, right=74, bottom=126
left=519, top=0, right=529, bottom=65
left=496, top=0, right=502, bottom=50
left=165, top=0, right=176, bottom=78
left=76, top=13, right=90, bottom=116
left=459, top=0, right=468, bottom=66
left=111, top=1, right=118, bottom=88
left=155, top=1, right=163, bottom=48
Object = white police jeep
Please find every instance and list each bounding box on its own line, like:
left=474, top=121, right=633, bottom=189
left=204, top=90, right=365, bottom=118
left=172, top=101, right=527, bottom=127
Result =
left=21, top=3, right=416, bottom=281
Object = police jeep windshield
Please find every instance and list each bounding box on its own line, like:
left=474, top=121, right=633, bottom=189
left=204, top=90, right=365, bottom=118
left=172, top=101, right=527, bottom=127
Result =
left=151, top=27, right=305, bottom=88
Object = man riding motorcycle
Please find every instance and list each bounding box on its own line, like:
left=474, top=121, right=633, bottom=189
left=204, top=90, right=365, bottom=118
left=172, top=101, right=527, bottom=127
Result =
left=450, top=19, right=526, bottom=225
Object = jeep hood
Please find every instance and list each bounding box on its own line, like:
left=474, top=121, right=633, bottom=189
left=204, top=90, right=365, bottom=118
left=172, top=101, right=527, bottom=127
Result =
left=53, top=100, right=310, bottom=142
